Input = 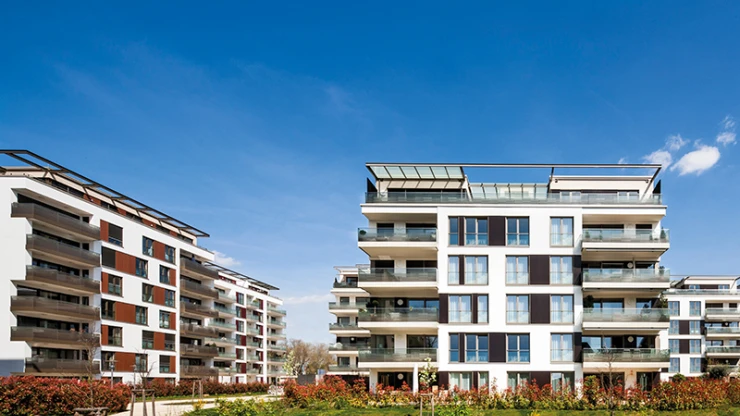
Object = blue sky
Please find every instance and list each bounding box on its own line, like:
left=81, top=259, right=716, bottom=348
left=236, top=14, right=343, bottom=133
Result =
left=2, top=2, right=740, bottom=342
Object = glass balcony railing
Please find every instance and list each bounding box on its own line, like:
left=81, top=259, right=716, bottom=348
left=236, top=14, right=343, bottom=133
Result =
left=180, top=257, right=219, bottom=280
left=706, top=327, right=740, bottom=335
left=330, top=323, right=361, bottom=330
left=180, top=365, right=218, bottom=377
left=246, top=341, right=262, bottom=348
left=268, top=320, right=287, bottom=328
left=245, top=328, right=261, bottom=335
left=357, top=228, right=437, bottom=242
left=359, top=307, right=438, bottom=322
left=214, top=305, right=238, bottom=316
left=365, top=192, right=663, bottom=205
left=329, top=302, right=362, bottom=310
left=12, top=203, right=100, bottom=240
left=180, top=322, right=220, bottom=337
left=268, top=306, right=287, bottom=315
left=329, top=364, right=360, bottom=371
left=665, top=289, right=740, bottom=296
left=329, top=344, right=369, bottom=351
left=205, top=336, right=238, bottom=345
left=180, top=343, right=218, bottom=357
left=24, top=357, right=99, bottom=374
left=359, top=348, right=437, bottom=362
left=267, top=356, right=287, bottom=363
left=24, top=265, right=100, bottom=294
left=582, top=308, right=669, bottom=322
left=217, top=352, right=237, bottom=359
left=180, top=279, right=219, bottom=298
left=707, top=346, right=740, bottom=354
left=26, top=234, right=100, bottom=267
left=11, top=296, right=100, bottom=321
left=208, top=321, right=237, bottom=330
left=333, top=280, right=358, bottom=288
left=267, top=344, right=286, bottom=351
left=583, top=348, right=670, bottom=362
left=706, top=308, right=740, bottom=316
left=218, top=291, right=237, bottom=303
left=583, top=268, right=670, bottom=283
left=358, top=268, right=437, bottom=282
left=582, top=229, right=670, bottom=243
left=180, top=302, right=220, bottom=318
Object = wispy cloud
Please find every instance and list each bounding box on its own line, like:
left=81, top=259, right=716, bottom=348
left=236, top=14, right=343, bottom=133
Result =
left=666, top=134, right=688, bottom=152
left=617, top=157, right=628, bottom=164
left=722, top=115, right=736, bottom=130
left=213, top=251, right=241, bottom=268
left=283, top=294, right=334, bottom=305
left=643, top=149, right=673, bottom=169
left=670, top=144, right=721, bottom=175
left=717, top=115, right=736, bottom=146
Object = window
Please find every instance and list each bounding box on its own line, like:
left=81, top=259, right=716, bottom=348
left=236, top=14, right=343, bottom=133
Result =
left=720, top=284, right=730, bottom=290
left=164, top=245, right=175, bottom=263
left=669, top=320, right=679, bottom=335
left=551, top=334, right=573, bottom=362
left=669, top=339, right=679, bottom=354
left=159, top=266, right=170, bottom=284
left=160, top=311, right=171, bottom=329
left=135, top=258, right=148, bottom=278
left=107, top=326, right=122, bottom=346
left=450, top=334, right=460, bottom=362
left=690, top=357, right=701, bottom=373
left=449, top=372, right=472, bottom=390
left=670, top=358, right=680, bottom=373
left=142, top=284, right=154, bottom=303
left=478, top=372, right=489, bottom=390
left=477, top=296, right=488, bottom=324
left=465, top=334, right=489, bottom=362
left=551, top=372, right=574, bottom=392
left=507, top=334, right=530, bottom=363
left=690, top=321, right=701, bottom=335
left=102, top=247, right=116, bottom=268
left=160, top=356, right=172, bottom=373
left=551, top=295, right=574, bottom=323
left=165, top=289, right=175, bottom=307
left=449, top=217, right=459, bottom=246
left=448, top=256, right=459, bottom=285
left=142, top=237, right=154, bottom=256
left=550, top=217, right=573, bottom=246
left=102, top=299, right=116, bottom=320
left=689, top=284, right=699, bottom=290
left=108, top=275, right=122, bottom=296
left=507, top=295, right=529, bottom=323
left=507, top=372, right=530, bottom=389
left=506, top=256, right=529, bottom=284
left=164, top=334, right=175, bottom=351
left=668, top=301, right=680, bottom=316
left=550, top=256, right=573, bottom=284
left=135, top=306, right=148, bottom=325
left=465, top=218, right=488, bottom=245
left=135, top=354, right=148, bottom=372
left=142, top=331, right=154, bottom=349
left=690, top=301, right=701, bottom=317
left=690, top=339, right=701, bottom=354
left=108, top=224, right=123, bottom=246
left=506, top=218, right=529, bottom=246
left=237, top=293, right=245, bottom=305
left=449, top=295, right=472, bottom=323
left=464, top=256, right=488, bottom=284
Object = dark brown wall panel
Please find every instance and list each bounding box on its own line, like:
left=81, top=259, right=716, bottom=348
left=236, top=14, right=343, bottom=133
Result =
left=459, top=334, right=465, bottom=363
left=439, top=295, right=449, bottom=324
left=679, top=339, right=690, bottom=354
left=115, top=352, right=136, bottom=372
left=153, top=287, right=165, bottom=306
left=574, top=332, right=582, bottom=363
left=531, top=371, right=550, bottom=387
left=457, top=217, right=464, bottom=246
left=154, top=332, right=165, bottom=350
left=101, top=324, right=109, bottom=345
left=116, top=302, right=137, bottom=324
left=530, top=255, right=550, bottom=285
left=531, top=294, right=550, bottom=324
left=438, top=371, right=449, bottom=388
left=679, top=320, right=690, bottom=335
left=153, top=241, right=165, bottom=261
left=101, top=273, right=109, bottom=295
left=100, top=220, right=109, bottom=242
left=489, top=333, right=506, bottom=362
left=488, top=216, right=506, bottom=246
left=573, top=256, right=582, bottom=285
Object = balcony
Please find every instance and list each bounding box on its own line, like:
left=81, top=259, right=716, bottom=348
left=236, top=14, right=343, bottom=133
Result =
left=205, top=336, right=238, bottom=346
left=245, top=327, right=261, bottom=336
left=26, top=234, right=100, bottom=268
left=267, top=320, right=286, bottom=329
left=329, top=302, right=362, bottom=313
left=365, top=191, right=663, bottom=205
left=180, top=365, right=218, bottom=378
left=707, top=346, right=740, bottom=357
left=358, top=228, right=437, bottom=257
left=581, top=229, right=670, bottom=260
left=359, top=308, right=438, bottom=332
left=267, top=344, right=286, bottom=351
left=180, top=322, right=220, bottom=338
left=664, top=289, right=740, bottom=298
left=267, top=306, right=287, bottom=316
left=328, top=364, right=362, bottom=372
left=329, top=344, right=368, bottom=353
left=214, top=305, right=238, bottom=317
left=583, top=348, right=670, bottom=371
left=246, top=368, right=261, bottom=375
left=11, top=326, right=99, bottom=348
left=359, top=348, right=437, bottom=368
left=180, top=344, right=219, bottom=358
left=582, top=308, right=669, bottom=333
left=706, top=308, right=740, bottom=322
left=24, top=357, right=99, bottom=375
left=216, top=352, right=237, bottom=360
left=329, top=323, right=369, bottom=336
left=706, top=327, right=740, bottom=339
left=11, top=296, right=100, bottom=322
left=208, top=321, right=237, bottom=331
left=16, top=265, right=100, bottom=295
left=582, top=268, right=670, bottom=293
left=246, top=341, right=262, bottom=349
left=332, top=280, right=361, bottom=290
left=218, top=291, right=237, bottom=303
left=267, top=356, right=287, bottom=364
left=180, top=257, right=219, bottom=280
left=246, top=301, right=260, bottom=310
left=358, top=268, right=437, bottom=296
left=11, top=202, right=100, bottom=241
left=180, top=302, right=219, bottom=319
left=266, top=332, right=285, bottom=340
left=180, top=279, right=219, bottom=300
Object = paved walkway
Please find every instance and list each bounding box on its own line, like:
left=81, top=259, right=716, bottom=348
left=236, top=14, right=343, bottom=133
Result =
left=111, top=394, right=269, bottom=416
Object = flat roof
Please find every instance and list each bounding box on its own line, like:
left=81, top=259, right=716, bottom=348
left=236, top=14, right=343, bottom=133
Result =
left=209, top=261, right=279, bottom=291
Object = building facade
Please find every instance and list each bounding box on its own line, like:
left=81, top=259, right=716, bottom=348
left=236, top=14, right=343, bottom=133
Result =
left=0, top=150, right=286, bottom=384
left=327, top=162, right=698, bottom=391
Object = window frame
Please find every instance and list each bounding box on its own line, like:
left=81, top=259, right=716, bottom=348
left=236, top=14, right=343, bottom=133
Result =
left=690, top=339, right=701, bottom=354
left=668, top=301, right=680, bottom=316
left=670, top=357, right=680, bottom=373
left=507, top=372, right=530, bottom=389
left=669, top=320, right=679, bottom=335
left=164, top=245, right=175, bottom=263
left=549, top=256, right=573, bottom=285
left=550, top=333, right=573, bottom=362
left=507, top=334, right=530, bottom=363
left=689, top=301, right=701, bottom=317
left=102, top=299, right=116, bottom=320
left=108, top=224, right=124, bottom=247
left=669, top=339, right=679, bottom=354
left=142, top=283, right=154, bottom=303
left=506, top=217, right=530, bottom=246
left=550, top=217, right=574, bottom=247
left=449, top=295, right=473, bottom=323
left=465, top=334, right=489, bottom=363
left=464, top=217, right=488, bottom=246
left=506, top=295, right=530, bottom=324
left=142, top=237, right=154, bottom=257
left=135, top=258, right=148, bottom=278
left=164, top=289, right=175, bottom=307
left=506, top=256, right=529, bottom=285
left=550, top=372, right=574, bottom=392
left=160, top=311, right=171, bottom=329
left=550, top=295, right=574, bottom=324
left=464, top=256, right=488, bottom=285
left=135, top=306, right=148, bottom=325
left=108, top=274, right=123, bottom=296
left=690, top=357, right=701, bottom=373
left=449, top=334, right=460, bottom=363
left=689, top=320, right=701, bottom=335
left=159, top=265, right=170, bottom=284
left=477, top=295, right=488, bottom=324
left=449, top=217, right=459, bottom=246
left=107, top=326, right=122, bottom=346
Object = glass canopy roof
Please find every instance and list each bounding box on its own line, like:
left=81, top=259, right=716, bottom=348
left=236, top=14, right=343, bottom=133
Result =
left=369, top=165, right=465, bottom=180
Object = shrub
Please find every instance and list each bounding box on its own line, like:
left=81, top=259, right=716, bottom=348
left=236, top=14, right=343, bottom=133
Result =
left=139, top=379, right=269, bottom=398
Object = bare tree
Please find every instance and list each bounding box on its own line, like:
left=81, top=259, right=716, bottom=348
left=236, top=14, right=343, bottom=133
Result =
left=306, top=343, right=332, bottom=374
left=285, top=339, right=332, bottom=375
left=597, top=348, right=618, bottom=416
left=78, top=329, right=101, bottom=408
left=286, top=339, right=311, bottom=375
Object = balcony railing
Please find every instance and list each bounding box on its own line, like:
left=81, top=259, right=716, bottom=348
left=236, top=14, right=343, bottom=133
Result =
left=180, top=302, right=220, bottom=318
left=357, top=228, right=437, bottom=242
left=329, top=302, right=362, bottom=310
left=268, top=320, right=287, bottom=328
left=214, top=305, right=238, bottom=316
left=706, top=327, right=740, bottom=335
left=358, top=268, right=437, bottom=282
left=267, top=356, right=287, bottom=363
left=11, top=296, right=100, bottom=321
left=180, top=343, right=219, bottom=357
left=365, top=191, right=663, bottom=205
left=180, top=279, right=219, bottom=299
left=268, top=306, right=287, bottom=315
left=582, top=229, right=670, bottom=243
left=706, top=308, right=740, bottom=316
left=12, top=202, right=100, bottom=240
left=217, top=352, right=237, bottom=359
left=25, top=357, right=99, bottom=374
left=206, top=336, right=238, bottom=345
left=707, top=346, right=740, bottom=354
left=180, top=257, right=219, bottom=280
left=266, top=332, right=285, bottom=339
left=181, top=365, right=218, bottom=377
left=333, top=280, right=359, bottom=289
left=583, top=268, right=670, bottom=283
left=180, top=322, right=220, bottom=338
left=664, top=289, right=740, bottom=296
left=24, top=265, right=101, bottom=294
left=26, top=234, right=100, bottom=267
left=330, top=323, right=362, bottom=330
left=359, top=307, right=439, bottom=322
left=359, top=348, right=437, bottom=362
left=11, top=326, right=100, bottom=346
left=245, top=328, right=261, bottom=336
left=218, top=291, right=237, bottom=303
left=246, top=341, right=262, bottom=348
left=583, top=348, right=670, bottom=362
left=329, top=344, right=369, bottom=351
left=329, top=364, right=360, bottom=371
left=208, top=321, right=237, bottom=330
left=582, top=308, right=669, bottom=322
left=267, top=344, right=286, bottom=351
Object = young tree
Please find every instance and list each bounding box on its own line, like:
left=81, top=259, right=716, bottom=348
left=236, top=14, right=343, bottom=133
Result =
left=285, top=339, right=333, bottom=375
left=77, top=330, right=101, bottom=408
left=418, top=357, right=437, bottom=391
left=306, top=343, right=332, bottom=374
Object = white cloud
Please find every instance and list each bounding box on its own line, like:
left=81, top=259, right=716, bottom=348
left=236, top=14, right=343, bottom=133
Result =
left=669, top=145, right=721, bottom=176
left=213, top=251, right=241, bottom=268
left=283, top=294, right=334, bottom=305
left=642, top=150, right=673, bottom=169
left=722, top=115, right=736, bottom=130
left=617, top=157, right=628, bottom=164
left=666, top=134, right=688, bottom=151
left=717, top=131, right=736, bottom=146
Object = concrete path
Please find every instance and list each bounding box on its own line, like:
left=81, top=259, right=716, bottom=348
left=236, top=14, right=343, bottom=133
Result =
left=111, top=394, right=270, bottom=416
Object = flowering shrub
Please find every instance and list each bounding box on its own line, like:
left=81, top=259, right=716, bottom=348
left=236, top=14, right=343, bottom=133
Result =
left=137, top=379, right=268, bottom=398
left=0, top=376, right=130, bottom=415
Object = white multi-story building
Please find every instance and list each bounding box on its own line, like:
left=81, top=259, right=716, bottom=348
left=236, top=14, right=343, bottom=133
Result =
left=0, top=150, right=286, bottom=384
left=329, top=162, right=683, bottom=391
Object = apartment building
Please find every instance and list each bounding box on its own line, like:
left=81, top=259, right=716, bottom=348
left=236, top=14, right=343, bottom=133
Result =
left=328, top=266, right=370, bottom=379
left=0, top=150, right=286, bottom=384
left=329, top=162, right=679, bottom=391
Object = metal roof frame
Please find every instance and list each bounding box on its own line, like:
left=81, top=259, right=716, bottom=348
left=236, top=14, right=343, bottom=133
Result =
left=206, top=261, right=280, bottom=291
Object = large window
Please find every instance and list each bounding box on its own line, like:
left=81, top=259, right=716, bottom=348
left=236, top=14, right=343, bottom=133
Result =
left=165, top=289, right=175, bottom=307
left=465, top=256, right=488, bottom=284
left=690, top=321, right=701, bottom=335
left=102, top=247, right=116, bottom=268
left=669, top=320, right=679, bottom=335
left=551, top=372, right=574, bottom=392
left=551, top=295, right=574, bottom=323
left=690, top=357, right=701, bottom=373
left=107, top=326, right=122, bottom=346
left=135, top=306, right=148, bottom=325
left=142, top=237, right=154, bottom=257
left=160, top=355, right=172, bottom=373
left=477, top=296, right=489, bottom=324
left=450, top=334, right=460, bottom=363
left=102, top=299, right=116, bottom=320
left=550, top=217, right=573, bottom=246
left=465, top=218, right=488, bottom=245
left=670, top=358, right=680, bottom=373
left=159, top=266, right=170, bottom=284
left=506, top=256, right=529, bottom=284
left=465, top=334, right=489, bottom=362
left=507, top=372, right=530, bottom=389
left=164, top=245, right=175, bottom=263
left=448, top=257, right=459, bottom=285
left=449, top=372, right=472, bottom=390
left=160, top=311, right=171, bottom=329
left=142, top=331, right=154, bottom=349
left=668, top=301, right=680, bottom=316
left=449, top=295, right=472, bottom=323
left=108, top=274, right=122, bottom=296
left=506, top=295, right=529, bottom=323
left=449, top=217, right=459, bottom=246
left=135, top=258, right=148, bottom=278
left=108, top=224, right=123, bottom=246
left=551, top=334, right=573, bottom=362
left=550, top=256, right=573, bottom=285
left=669, top=339, right=679, bottom=354
left=690, top=301, right=701, bottom=317
left=507, top=334, right=530, bottom=363
left=135, top=354, right=148, bottom=372
left=690, top=339, right=701, bottom=354
left=142, top=284, right=154, bottom=303
left=506, top=218, right=529, bottom=246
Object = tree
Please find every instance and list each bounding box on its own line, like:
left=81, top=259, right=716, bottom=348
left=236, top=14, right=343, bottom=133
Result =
left=418, top=357, right=437, bottom=390
left=77, top=329, right=101, bottom=408
left=285, top=339, right=333, bottom=375
left=306, top=343, right=332, bottom=374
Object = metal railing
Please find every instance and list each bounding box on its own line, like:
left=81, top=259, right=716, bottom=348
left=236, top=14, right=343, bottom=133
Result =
left=706, top=308, right=740, bottom=316
left=11, top=326, right=100, bottom=345
left=582, top=228, right=670, bottom=243
left=664, top=289, right=740, bottom=296
left=583, top=348, right=670, bottom=362
left=25, top=265, right=101, bottom=293
left=26, top=234, right=100, bottom=267
left=330, top=323, right=362, bottom=330
left=180, top=279, right=219, bottom=298
left=25, top=357, right=99, bottom=374
left=180, top=257, right=219, bottom=280
left=180, top=343, right=219, bottom=357
left=706, top=327, right=740, bottom=334
left=11, top=296, right=100, bottom=321
left=180, top=322, right=220, bottom=337
left=582, top=308, right=669, bottom=322
left=12, top=202, right=100, bottom=240
left=357, top=228, right=437, bottom=242
left=329, top=302, right=362, bottom=310
left=359, top=307, right=439, bottom=322
left=365, top=191, right=663, bottom=205
left=180, top=302, right=220, bottom=318
left=358, top=267, right=437, bottom=282
left=208, top=321, right=237, bottom=330
left=707, top=346, right=740, bottom=354
left=181, top=365, right=218, bottom=377
left=583, top=268, right=670, bottom=283
left=359, top=348, right=437, bottom=362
